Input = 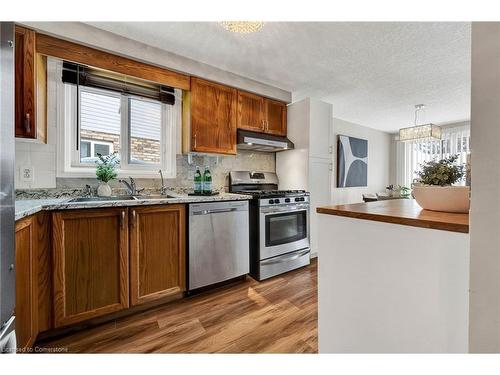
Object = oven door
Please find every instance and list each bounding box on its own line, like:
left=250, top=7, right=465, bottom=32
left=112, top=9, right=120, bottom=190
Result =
left=259, top=204, right=310, bottom=260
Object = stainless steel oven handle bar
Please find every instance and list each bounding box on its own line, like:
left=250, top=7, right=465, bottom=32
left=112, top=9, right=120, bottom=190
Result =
left=260, top=204, right=309, bottom=214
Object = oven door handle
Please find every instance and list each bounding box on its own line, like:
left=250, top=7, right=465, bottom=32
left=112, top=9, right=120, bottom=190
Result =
left=261, top=205, right=309, bottom=214
left=261, top=249, right=310, bottom=265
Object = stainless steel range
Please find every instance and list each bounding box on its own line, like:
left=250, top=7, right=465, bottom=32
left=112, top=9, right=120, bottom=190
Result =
left=229, top=171, right=310, bottom=280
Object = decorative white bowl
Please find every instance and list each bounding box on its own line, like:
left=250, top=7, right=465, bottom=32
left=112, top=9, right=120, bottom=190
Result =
left=412, top=186, right=470, bottom=213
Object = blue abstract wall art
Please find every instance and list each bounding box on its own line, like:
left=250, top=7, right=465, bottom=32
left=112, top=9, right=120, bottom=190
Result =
left=337, top=135, right=368, bottom=187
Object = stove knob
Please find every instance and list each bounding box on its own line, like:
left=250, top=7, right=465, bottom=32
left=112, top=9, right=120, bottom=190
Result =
left=295, top=197, right=300, bottom=202
left=269, top=199, right=275, bottom=204
left=285, top=198, right=291, bottom=203
left=300, top=197, right=305, bottom=201
left=275, top=199, right=280, bottom=204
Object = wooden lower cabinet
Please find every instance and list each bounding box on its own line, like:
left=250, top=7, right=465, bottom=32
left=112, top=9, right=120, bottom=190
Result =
left=129, top=205, right=186, bottom=306
left=15, top=216, right=37, bottom=349
left=52, top=208, right=129, bottom=328
left=50, top=205, right=186, bottom=328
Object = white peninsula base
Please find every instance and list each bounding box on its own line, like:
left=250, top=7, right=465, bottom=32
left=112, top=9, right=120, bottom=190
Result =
left=318, top=209, right=469, bottom=353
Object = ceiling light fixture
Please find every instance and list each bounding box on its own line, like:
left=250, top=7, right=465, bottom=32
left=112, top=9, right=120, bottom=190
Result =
left=399, top=104, right=441, bottom=142
left=219, top=21, right=264, bottom=34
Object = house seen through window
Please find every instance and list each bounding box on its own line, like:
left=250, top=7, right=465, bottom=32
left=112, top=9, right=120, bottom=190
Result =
left=78, top=87, right=162, bottom=167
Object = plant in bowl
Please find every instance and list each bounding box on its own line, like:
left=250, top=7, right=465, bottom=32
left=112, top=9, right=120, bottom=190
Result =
left=95, top=153, right=118, bottom=197
left=415, top=155, right=465, bottom=186
left=412, top=155, right=469, bottom=213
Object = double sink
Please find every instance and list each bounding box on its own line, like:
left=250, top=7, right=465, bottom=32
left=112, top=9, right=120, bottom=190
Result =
left=69, top=194, right=178, bottom=203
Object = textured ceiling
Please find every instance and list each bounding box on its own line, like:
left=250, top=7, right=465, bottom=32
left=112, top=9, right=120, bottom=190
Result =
left=86, top=22, right=471, bottom=133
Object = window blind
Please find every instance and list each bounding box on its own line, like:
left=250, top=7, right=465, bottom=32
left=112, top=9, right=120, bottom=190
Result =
left=62, top=61, right=175, bottom=105
left=396, top=124, right=470, bottom=188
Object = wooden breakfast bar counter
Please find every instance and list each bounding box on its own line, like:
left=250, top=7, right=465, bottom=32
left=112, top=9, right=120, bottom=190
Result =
left=317, top=199, right=470, bottom=353
left=317, top=199, right=469, bottom=233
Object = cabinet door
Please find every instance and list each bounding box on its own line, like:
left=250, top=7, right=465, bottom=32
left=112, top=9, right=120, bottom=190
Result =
left=130, top=205, right=185, bottom=306
left=264, top=99, right=287, bottom=136
left=15, top=26, right=36, bottom=139
left=15, top=217, right=37, bottom=349
left=237, top=90, right=265, bottom=132
left=52, top=209, right=129, bottom=328
left=191, top=77, right=237, bottom=155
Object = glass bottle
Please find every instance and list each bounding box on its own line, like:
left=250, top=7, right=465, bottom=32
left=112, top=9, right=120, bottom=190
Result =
left=202, top=166, right=212, bottom=194
left=194, top=166, right=202, bottom=194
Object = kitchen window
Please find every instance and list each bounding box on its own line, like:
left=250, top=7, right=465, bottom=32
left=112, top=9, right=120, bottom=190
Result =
left=54, top=59, right=179, bottom=178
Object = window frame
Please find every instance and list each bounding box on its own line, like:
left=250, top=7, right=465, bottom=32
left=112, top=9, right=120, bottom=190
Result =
left=55, top=61, right=177, bottom=179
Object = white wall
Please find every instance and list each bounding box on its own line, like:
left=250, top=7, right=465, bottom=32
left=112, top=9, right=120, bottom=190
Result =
left=332, top=118, right=392, bottom=205
left=469, top=22, right=500, bottom=353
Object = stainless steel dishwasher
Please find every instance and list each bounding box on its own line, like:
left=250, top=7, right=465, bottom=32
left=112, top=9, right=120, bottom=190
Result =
left=188, top=200, right=249, bottom=291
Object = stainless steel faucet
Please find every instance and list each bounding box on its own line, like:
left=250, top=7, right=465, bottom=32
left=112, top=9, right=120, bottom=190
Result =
left=119, top=177, right=141, bottom=196
left=159, top=169, right=168, bottom=195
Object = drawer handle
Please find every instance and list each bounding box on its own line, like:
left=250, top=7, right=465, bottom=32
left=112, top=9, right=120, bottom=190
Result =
left=131, top=210, right=137, bottom=227
left=261, top=249, right=310, bottom=265
left=24, top=113, right=31, bottom=133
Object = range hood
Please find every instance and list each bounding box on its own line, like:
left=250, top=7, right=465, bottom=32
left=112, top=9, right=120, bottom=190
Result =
left=237, top=130, right=294, bottom=152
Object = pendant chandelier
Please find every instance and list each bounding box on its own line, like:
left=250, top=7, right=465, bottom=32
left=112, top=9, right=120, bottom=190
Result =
left=219, top=21, right=264, bottom=34
left=399, top=104, right=441, bottom=142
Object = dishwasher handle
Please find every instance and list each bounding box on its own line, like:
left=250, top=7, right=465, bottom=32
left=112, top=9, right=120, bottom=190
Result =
left=190, top=201, right=249, bottom=216
left=191, top=207, right=239, bottom=215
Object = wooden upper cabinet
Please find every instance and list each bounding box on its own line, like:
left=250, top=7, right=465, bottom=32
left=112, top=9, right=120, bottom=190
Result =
left=52, top=208, right=129, bottom=328
left=264, top=98, right=287, bottom=136
left=237, top=91, right=265, bottom=132
left=129, top=205, right=186, bottom=306
left=236, top=90, right=287, bottom=136
left=15, top=26, right=36, bottom=139
left=15, top=26, right=47, bottom=141
left=15, top=217, right=37, bottom=350
left=190, top=77, right=237, bottom=155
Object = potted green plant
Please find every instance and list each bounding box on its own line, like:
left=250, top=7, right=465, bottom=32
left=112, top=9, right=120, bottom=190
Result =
left=95, top=153, right=118, bottom=197
left=412, top=155, right=469, bottom=213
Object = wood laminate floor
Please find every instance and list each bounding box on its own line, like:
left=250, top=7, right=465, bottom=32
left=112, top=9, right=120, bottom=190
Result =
left=36, top=259, right=317, bottom=353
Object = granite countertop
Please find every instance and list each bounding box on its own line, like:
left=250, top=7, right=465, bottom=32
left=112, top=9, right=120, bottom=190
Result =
left=15, top=193, right=252, bottom=221
left=317, top=199, right=469, bottom=233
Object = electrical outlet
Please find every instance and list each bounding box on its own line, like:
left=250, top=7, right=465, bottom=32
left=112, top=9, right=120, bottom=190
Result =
left=20, top=165, right=34, bottom=183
